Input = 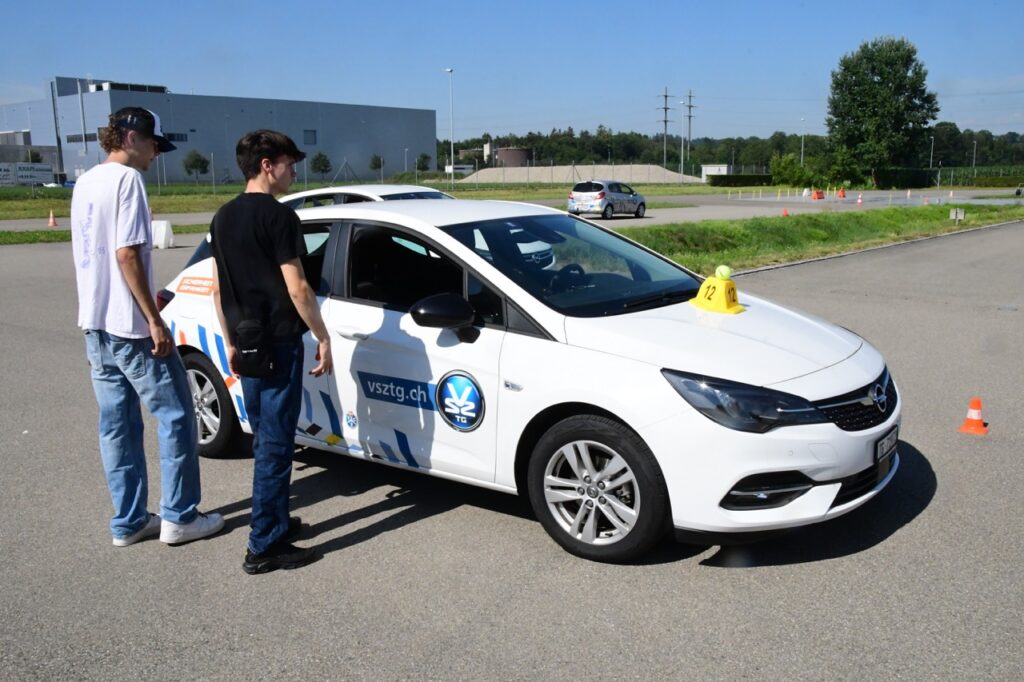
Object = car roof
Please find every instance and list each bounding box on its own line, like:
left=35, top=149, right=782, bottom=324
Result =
left=295, top=199, right=560, bottom=227
left=280, top=184, right=446, bottom=202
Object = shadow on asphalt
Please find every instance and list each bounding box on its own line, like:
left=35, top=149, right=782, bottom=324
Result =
left=211, top=441, right=934, bottom=566
left=693, top=440, right=936, bottom=568
left=213, top=446, right=534, bottom=557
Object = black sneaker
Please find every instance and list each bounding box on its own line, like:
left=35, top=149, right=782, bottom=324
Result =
left=243, top=540, right=319, bottom=575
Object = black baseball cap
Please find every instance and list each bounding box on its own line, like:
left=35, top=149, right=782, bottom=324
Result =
left=112, top=107, right=176, bottom=152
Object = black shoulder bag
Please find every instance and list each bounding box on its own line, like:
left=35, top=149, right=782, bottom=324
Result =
left=219, top=262, right=274, bottom=378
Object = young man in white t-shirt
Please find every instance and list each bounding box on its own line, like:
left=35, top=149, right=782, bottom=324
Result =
left=71, top=107, right=224, bottom=547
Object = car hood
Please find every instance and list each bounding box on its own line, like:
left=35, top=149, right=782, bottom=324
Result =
left=563, top=293, right=862, bottom=386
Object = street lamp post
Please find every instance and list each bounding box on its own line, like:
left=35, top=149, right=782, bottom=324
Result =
left=445, top=67, right=455, bottom=191
left=800, top=117, right=805, bottom=167
left=929, top=136, right=934, bottom=169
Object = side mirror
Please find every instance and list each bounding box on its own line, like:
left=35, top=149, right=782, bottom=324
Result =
left=410, top=292, right=475, bottom=329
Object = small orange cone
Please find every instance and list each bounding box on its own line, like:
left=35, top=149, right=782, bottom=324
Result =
left=856, top=193, right=863, bottom=206
left=782, top=208, right=789, bottom=217
left=48, top=209, right=58, bottom=228
left=958, top=397, right=989, bottom=436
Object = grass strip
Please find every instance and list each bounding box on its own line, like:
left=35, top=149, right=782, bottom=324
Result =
left=617, top=204, right=1024, bottom=275
left=0, top=224, right=208, bottom=246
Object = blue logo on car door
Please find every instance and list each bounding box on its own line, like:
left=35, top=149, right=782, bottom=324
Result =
left=436, top=371, right=484, bottom=432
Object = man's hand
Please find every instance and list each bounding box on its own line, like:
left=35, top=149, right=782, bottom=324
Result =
left=150, top=320, right=173, bottom=357
left=309, top=337, right=333, bottom=376
left=226, top=344, right=240, bottom=377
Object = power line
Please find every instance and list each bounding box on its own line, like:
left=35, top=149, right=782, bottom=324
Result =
left=657, top=87, right=675, bottom=169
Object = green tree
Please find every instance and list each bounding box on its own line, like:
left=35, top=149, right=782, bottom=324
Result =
left=182, top=149, right=210, bottom=183
left=416, top=153, right=431, bottom=172
left=310, top=151, right=332, bottom=181
left=770, top=153, right=814, bottom=187
left=826, top=37, right=939, bottom=185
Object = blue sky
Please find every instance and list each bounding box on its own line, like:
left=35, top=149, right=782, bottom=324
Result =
left=3, top=0, right=1022, bottom=140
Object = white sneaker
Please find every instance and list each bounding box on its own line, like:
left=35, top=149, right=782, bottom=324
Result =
left=160, top=511, right=225, bottom=545
left=113, top=513, right=162, bottom=547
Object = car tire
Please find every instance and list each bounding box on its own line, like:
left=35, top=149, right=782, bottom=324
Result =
left=635, top=203, right=646, bottom=218
left=183, top=351, right=241, bottom=458
left=602, top=204, right=615, bottom=220
left=526, top=415, right=669, bottom=562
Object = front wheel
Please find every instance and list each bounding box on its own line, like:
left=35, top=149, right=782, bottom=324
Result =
left=527, top=415, right=669, bottom=562
left=601, top=203, right=615, bottom=219
left=635, top=202, right=646, bottom=218
left=183, top=352, right=240, bottom=458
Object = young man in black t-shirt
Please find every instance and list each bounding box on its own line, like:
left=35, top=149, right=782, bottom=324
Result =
left=210, top=130, right=332, bottom=574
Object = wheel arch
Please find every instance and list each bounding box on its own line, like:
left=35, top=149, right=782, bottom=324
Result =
left=513, top=402, right=659, bottom=498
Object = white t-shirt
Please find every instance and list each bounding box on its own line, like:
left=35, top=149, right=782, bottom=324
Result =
left=71, top=162, right=154, bottom=338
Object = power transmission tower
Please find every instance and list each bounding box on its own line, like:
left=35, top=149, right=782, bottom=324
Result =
left=683, top=90, right=696, bottom=177
left=658, top=87, right=675, bottom=170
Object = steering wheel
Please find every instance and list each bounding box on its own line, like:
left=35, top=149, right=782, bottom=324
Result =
left=549, top=263, right=587, bottom=293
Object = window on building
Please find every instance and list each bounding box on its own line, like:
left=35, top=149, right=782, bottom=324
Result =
left=66, top=133, right=97, bottom=143
left=304, top=129, right=317, bottom=145
left=165, top=133, right=188, bottom=142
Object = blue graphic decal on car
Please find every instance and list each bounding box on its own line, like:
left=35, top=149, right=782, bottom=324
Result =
left=436, top=371, right=485, bottom=432
left=357, top=371, right=435, bottom=410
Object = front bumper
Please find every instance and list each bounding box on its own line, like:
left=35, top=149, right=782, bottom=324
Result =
left=644, top=379, right=902, bottom=535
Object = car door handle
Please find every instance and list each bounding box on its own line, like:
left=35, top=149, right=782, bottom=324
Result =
left=334, top=328, right=369, bottom=341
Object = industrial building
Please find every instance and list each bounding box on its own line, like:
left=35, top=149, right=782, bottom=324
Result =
left=0, top=76, right=436, bottom=184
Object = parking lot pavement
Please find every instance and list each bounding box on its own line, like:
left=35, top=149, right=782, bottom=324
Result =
left=1, top=223, right=1022, bottom=679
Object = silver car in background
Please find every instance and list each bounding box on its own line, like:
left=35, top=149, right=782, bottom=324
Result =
left=568, top=180, right=646, bottom=219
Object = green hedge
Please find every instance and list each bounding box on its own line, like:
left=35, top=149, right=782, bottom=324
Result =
left=707, top=174, right=772, bottom=187
left=972, top=176, right=1024, bottom=188
left=873, top=168, right=933, bottom=189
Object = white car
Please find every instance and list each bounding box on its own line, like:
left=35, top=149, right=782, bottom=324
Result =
left=568, top=180, right=646, bottom=219
left=160, top=200, right=900, bottom=562
left=279, top=184, right=454, bottom=209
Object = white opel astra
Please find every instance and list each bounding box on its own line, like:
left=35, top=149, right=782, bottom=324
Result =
left=160, top=200, right=900, bottom=562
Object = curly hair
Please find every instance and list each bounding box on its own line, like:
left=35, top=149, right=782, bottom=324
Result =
left=236, top=129, right=306, bottom=180
left=98, top=107, right=153, bottom=153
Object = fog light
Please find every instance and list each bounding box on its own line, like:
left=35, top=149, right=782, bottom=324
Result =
left=721, top=471, right=814, bottom=510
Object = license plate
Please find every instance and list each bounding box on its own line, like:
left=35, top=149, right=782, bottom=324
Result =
left=875, top=425, right=898, bottom=463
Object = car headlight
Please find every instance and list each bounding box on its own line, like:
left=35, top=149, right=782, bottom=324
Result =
left=661, top=369, right=828, bottom=433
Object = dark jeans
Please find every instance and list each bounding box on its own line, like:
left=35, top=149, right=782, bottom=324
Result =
left=241, top=338, right=304, bottom=555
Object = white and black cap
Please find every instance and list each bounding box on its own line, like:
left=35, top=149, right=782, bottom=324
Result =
left=112, top=107, right=176, bottom=152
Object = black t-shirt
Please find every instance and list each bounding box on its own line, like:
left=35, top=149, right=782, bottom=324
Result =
left=210, top=192, right=307, bottom=339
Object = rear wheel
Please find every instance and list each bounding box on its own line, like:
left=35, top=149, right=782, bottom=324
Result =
left=635, top=203, right=646, bottom=217
left=527, top=415, right=668, bottom=562
left=602, top=203, right=615, bottom=219
left=183, top=352, right=240, bottom=458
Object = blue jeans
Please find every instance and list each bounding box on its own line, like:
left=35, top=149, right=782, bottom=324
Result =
left=84, top=330, right=201, bottom=539
left=241, top=338, right=304, bottom=555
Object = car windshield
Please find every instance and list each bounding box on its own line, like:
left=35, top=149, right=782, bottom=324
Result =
left=444, top=214, right=700, bottom=317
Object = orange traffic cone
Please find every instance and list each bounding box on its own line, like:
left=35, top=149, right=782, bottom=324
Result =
left=958, top=397, right=989, bottom=436
left=856, top=193, right=863, bottom=206
left=782, top=208, right=789, bottom=217
left=47, top=209, right=58, bottom=227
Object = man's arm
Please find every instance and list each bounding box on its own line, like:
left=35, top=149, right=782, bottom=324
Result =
left=210, top=260, right=239, bottom=375
left=280, top=258, right=332, bottom=376
left=116, top=244, right=171, bottom=357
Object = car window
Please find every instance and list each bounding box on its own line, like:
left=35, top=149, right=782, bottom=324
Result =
left=380, top=191, right=454, bottom=200
left=347, top=224, right=463, bottom=309
left=572, top=182, right=601, bottom=193
left=607, top=183, right=621, bottom=193
left=468, top=274, right=503, bottom=326
left=301, top=222, right=333, bottom=293
left=620, top=184, right=635, bottom=194
left=294, top=194, right=341, bottom=209
left=341, top=194, right=373, bottom=204
left=444, top=214, right=700, bottom=317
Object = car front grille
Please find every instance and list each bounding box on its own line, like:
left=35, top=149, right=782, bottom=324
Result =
left=812, top=368, right=897, bottom=432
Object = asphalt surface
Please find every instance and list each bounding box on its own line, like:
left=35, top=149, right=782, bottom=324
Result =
left=1, top=222, right=1022, bottom=679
